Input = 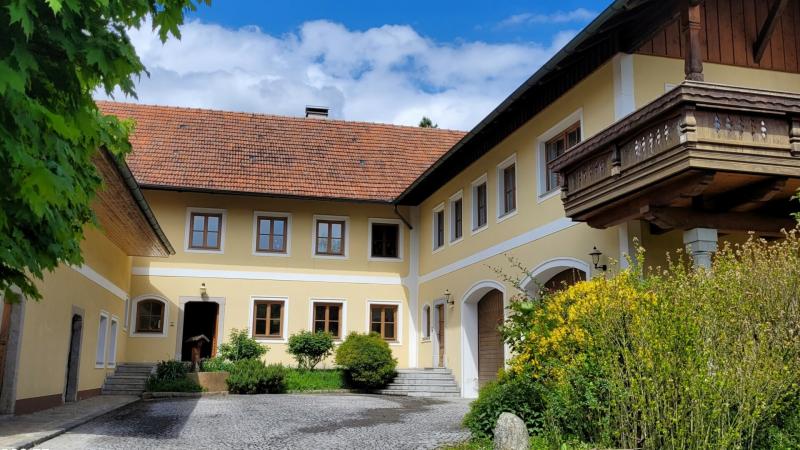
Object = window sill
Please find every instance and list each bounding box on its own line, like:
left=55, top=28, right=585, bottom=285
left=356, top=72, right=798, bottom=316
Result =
left=253, top=250, right=291, bottom=258
left=496, top=209, right=518, bottom=224
left=312, top=254, right=349, bottom=260
left=471, top=224, right=489, bottom=236
left=368, top=256, right=404, bottom=263
left=421, top=337, right=431, bottom=343
left=94, top=363, right=106, bottom=369
left=254, top=337, right=287, bottom=344
left=537, top=188, right=561, bottom=204
left=432, top=245, right=445, bottom=255
left=184, top=248, right=224, bottom=255
left=449, top=237, right=464, bottom=246
left=129, top=331, right=168, bottom=338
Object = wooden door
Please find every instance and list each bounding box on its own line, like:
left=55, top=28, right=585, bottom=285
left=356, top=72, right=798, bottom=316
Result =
left=436, top=304, right=445, bottom=367
left=478, top=290, right=504, bottom=386
left=0, top=301, right=12, bottom=393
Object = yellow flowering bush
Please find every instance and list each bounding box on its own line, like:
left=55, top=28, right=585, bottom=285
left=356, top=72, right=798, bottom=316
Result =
left=468, top=232, right=800, bottom=449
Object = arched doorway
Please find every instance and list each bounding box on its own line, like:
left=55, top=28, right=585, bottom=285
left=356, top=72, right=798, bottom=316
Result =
left=477, top=290, right=504, bottom=387
left=64, top=314, right=83, bottom=403
left=460, top=280, right=506, bottom=398
left=522, top=258, right=590, bottom=299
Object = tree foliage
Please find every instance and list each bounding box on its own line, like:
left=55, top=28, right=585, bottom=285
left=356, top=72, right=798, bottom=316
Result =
left=0, top=0, right=207, bottom=300
left=287, top=330, right=335, bottom=370
left=418, top=116, right=438, bottom=128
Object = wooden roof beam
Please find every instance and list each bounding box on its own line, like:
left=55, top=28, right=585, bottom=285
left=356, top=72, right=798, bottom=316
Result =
left=705, top=177, right=788, bottom=212
left=754, top=0, right=790, bottom=64
left=640, top=205, right=796, bottom=234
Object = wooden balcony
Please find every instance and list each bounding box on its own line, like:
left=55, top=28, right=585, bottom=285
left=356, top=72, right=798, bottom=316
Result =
left=550, top=81, right=800, bottom=234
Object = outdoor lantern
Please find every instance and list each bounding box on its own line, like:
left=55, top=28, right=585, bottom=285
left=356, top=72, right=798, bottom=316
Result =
left=200, top=282, right=208, bottom=298
left=589, top=246, right=608, bottom=272
left=444, top=289, right=454, bottom=306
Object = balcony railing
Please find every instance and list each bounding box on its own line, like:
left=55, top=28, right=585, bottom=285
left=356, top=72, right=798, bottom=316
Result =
left=549, top=81, right=800, bottom=233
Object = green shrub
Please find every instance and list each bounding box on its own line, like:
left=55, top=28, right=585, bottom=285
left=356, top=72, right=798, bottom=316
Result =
left=287, top=331, right=335, bottom=370
left=487, top=232, right=800, bottom=450
left=200, top=356, right=234, bottom=373
left=463, top=375, right=547, bottom=440
left=334, top=332, right=397, bottom=389
left=226, top=359, right=287, bottom=394
left=218, top=328, right=268, bottom=362
left=153, top=359, right=189, bottom=381
left=146, top=377, right=202, bottom=393
left=285, top=368, right=344, bottom=391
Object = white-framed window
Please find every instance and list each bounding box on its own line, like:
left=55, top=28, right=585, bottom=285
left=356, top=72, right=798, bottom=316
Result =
left=184, top=207, right=227, bottom=254
left=309, top=298, right=347, bottom=341
left=130, top=295, right=169, bottom=338
left=432, top=203, right=445, bottom=252
left=366, top=300, right=403, bottom=345
left=471, top=174, right=488, bottom=234
left=123, top=297, right=130, bottom=331
left=368, top=218, right=403, bottom=261
left=312, top=215, right=350, bottom=259
left=496, top=154, right=517, bottom=220
left=421, top=305, right=431, bottom=340
left=448, top=191, right=463, bottom=244
left=95, top=312, right=109, bottom=368
left=252, top=211, right=291, bottom=256
left=537, top=109, right=583, bottom=202
left=249, top=296, right=289, bottom=343
left=107, top=317, right=119, bottom=367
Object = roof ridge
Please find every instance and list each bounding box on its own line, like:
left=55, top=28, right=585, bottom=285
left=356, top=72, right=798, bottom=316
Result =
left=95, top=99, right=467, bottom=134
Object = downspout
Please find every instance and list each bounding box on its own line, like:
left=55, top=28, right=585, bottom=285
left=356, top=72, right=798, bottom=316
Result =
left=393, top=204, right=414, bottom=230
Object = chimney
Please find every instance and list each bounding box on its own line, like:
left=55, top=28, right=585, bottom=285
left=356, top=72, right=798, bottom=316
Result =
left=305, top=105, right=329, bottom=119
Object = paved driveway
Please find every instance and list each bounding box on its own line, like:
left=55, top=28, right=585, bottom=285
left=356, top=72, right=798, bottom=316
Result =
left=41, top=394, right=471, bottom=449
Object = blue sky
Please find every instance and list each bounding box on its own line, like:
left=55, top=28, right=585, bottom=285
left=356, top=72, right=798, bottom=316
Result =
left=107, top=1, right=611, bottom=130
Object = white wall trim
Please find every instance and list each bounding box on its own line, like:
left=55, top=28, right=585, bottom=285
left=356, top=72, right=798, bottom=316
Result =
left=402, top=206, right=421, bottom=368
left=536, top=108, right=583, bottom=201
left=107, top=316, right=119, bottom=368
left=308, top=298, right=347, bottom=341
left=95, top=310, right=110, bottom=368
left=419, top=217, right=580, bottom=284
left=495, top=153, right=518, bottom=220
left=613, top=53, right=636, bottom=120
left=132, top=267, right=402, bottom=285
left=252, top=211, right=292, bottom=257
left=431, top=202, right=445, bottom=253
left=367, top=218, right=404, bottom=262
left=420, top=304, right=431, bottom=341
left=248, top=296, right=288, bottom=344
left=184, top=207, right=227, bottom=254
left=129, top=294, right=170, bottom=338
left=70, top=264, right=127, bottom=301
left=366, top=300, right=403, bottom=346
left=448, top=190, right=464, bottom=245
left=312, top=214, right=350, bottom=259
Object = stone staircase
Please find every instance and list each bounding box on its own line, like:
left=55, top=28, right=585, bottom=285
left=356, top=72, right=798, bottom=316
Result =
left=379, top=368, right=460, bottom=398
left=101, top=363, right=155, bottom=396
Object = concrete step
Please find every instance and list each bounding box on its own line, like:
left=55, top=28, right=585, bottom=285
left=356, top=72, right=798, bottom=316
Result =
left=104, top=378, right=147, bottom=386
left=394, top=373, right=457, bottom=380
left=101, top=388, right=144, bottom=396
left=396, top=368, right=451, bottom=374
left=115, top=367, right=154, bottom=373
left=389, top=378, right=459, bottom=386
left=384, top=384, right=460, bottom=393
left=377, top=389, right=460, bottom=398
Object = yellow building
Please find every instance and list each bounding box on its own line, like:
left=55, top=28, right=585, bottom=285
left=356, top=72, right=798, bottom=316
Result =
left=4, top=0, right=800, bottom=412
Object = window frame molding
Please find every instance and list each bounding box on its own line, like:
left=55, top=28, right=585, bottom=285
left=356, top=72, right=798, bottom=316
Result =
left=95, top=310, right=110, bottom=368
left=129, top=295, right=170, bottom=338
left=107, top=316, right=119, bottom=368
left=308, top=298, right=347, bottom=341
left=431, top=202, right=446, bottom=253
left=366, top=300, right=403, bottom=346
left=367, top=218, right=404, bottom=262
left=184, top=207, right=227, bottom=254
left=421, top=304, right=431, bottom=341
left=311, top=215, right=350, bottom=259
left=470, top=173, right=489, bottom=235
left=448, top=190, right=464, bottom=245
left=536, top=108, right=583, bottom=203
left=248, top=296, right=289, bottom=343
left=496, top=153, right=518, bottom=222
left=252, top=211, right=292, bottom=257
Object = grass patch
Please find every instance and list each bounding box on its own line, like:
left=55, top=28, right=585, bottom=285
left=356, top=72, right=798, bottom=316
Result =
left=146, top=377, right=203, bottom=393
left=285, top=369, right=345, bottom=391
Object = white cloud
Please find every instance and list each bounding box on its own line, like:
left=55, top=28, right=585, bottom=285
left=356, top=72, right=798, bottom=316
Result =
left=101, top=19, right=574, bottom=130
left=498, top=8, right=596, bottom=28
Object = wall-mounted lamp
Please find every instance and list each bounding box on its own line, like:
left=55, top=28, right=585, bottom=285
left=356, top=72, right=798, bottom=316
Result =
left=444, top=289, right=454, bottom=306
left=200, top=282, right=208, bottom=298
left=589, top=246, right=608, bottom=272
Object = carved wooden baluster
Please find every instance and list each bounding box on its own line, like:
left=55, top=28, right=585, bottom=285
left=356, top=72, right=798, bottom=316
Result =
left=790, top=117, right=800, bottom=157
left=610, top=144, right=621, bottom=176
left=682, top=0, right=704, bottom=81
left=680, top=107, right=698, bottom=144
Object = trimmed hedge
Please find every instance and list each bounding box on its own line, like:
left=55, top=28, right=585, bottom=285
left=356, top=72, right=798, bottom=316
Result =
left=226, top=359, right=287, bottom=394
left=334, top=332, right=396, bottom=389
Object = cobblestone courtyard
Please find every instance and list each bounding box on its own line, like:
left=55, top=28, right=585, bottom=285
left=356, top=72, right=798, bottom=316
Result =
left=40, top=394, right=471, bottom=449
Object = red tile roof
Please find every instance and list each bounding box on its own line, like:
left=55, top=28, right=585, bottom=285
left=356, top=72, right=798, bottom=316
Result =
left=97, top=101, right=466, bottom=203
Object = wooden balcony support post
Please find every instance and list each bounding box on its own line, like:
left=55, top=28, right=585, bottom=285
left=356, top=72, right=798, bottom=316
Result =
left=791, top=116, right=800, bottom=157
left=681, top=0, right=704, bottom=81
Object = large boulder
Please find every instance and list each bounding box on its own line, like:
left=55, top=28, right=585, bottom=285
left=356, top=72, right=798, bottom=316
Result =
left=493, top=412, right=529, bottom=450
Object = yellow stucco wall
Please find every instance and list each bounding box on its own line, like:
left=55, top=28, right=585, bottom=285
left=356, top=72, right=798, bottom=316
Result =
left=17, top=228, right=130, bottom=401
left=127, top=190, right=412, bottom=367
